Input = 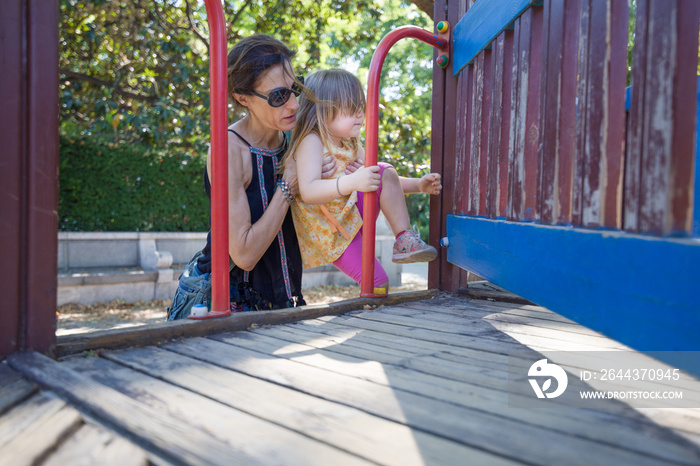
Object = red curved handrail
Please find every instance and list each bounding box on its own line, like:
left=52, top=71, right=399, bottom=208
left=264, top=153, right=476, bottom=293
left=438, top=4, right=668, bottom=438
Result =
left=201, top=12, right=447, bottom=308
left=361, top=26, right=448, bottom=297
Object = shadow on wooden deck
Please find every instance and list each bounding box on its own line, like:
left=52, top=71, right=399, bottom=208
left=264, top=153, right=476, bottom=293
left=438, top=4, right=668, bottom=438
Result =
left=2, top=291, right=700, bottom=465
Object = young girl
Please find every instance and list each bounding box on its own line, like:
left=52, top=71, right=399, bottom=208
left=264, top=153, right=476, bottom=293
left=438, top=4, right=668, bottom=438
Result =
left=284, top=68, right=441, bottom=294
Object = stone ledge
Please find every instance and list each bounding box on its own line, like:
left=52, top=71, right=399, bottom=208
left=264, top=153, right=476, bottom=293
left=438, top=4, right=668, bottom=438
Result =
left=57, top=219, right=402, bottom=305
left=58, top=232, right=209, bottom=241
left=59, top=269, right=158, bottom=286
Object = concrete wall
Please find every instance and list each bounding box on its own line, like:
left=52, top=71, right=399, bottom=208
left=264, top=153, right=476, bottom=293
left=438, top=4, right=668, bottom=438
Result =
left=57, top=231, right=207, bottom=271
left=58, top=214, right=401, bottom=305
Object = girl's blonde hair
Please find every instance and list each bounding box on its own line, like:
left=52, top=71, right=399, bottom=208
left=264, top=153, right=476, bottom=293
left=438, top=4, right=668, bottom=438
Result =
left=284, top=69, right=366, bottom=169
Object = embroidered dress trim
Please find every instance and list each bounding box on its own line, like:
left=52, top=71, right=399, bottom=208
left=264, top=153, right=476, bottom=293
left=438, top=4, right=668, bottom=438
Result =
left=253, top=148, right=293, bottom=300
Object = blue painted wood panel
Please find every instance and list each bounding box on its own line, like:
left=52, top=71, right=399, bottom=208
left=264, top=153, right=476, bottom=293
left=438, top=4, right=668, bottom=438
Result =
left=445, top=216, right=700, bottom=372
left=452, top=0, right=538, bottom=74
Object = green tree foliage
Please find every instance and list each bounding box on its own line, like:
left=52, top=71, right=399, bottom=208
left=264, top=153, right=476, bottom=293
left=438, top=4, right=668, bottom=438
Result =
left=60, top=0, right=435, bottom=232
left=60, top=0, right=210, bottom=148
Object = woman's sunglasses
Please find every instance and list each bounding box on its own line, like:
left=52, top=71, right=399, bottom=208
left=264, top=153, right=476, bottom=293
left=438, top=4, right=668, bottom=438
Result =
left=251, top=76, right=304, bottom=108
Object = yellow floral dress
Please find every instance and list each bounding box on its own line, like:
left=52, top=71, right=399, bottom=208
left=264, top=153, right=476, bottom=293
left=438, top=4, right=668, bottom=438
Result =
left=292, top=145, right=363, bottom=268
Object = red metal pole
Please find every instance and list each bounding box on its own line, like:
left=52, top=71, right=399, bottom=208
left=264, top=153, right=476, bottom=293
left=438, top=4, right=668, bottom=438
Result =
left=361, top=26, right=449, bottom=297
left=201, top=0, right=230, bottom=317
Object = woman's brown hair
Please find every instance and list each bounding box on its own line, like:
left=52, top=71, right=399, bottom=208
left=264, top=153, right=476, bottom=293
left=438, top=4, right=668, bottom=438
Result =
left=226, top=34, right=299, bottom=108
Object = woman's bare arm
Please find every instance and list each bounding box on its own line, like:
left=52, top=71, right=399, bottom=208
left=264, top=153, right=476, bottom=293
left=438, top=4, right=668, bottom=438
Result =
left=207, top=134, right=291, bottom=271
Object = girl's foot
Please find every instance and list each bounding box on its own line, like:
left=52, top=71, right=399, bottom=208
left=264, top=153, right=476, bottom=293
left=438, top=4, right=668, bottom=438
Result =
left=392, top=227, right=437, bottom=263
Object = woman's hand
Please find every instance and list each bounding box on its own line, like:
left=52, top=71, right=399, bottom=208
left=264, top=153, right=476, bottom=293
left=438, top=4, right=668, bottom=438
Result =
left=321, top=155, right=338, bottom=179
left=419, top=173, right=442, bottom=195
left=345, top=159, right=364, bottom=174
left=282, top=157, right=300, bottom=196
left=344, top=165, right=381, bottom=193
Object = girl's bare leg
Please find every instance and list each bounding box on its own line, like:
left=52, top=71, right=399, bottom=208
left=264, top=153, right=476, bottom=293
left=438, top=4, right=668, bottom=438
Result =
left=379, top=167, right=411, bottom=236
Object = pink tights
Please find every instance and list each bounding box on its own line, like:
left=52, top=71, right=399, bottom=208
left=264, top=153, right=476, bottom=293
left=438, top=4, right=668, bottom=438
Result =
left=332, top=162, right=391, bottom=287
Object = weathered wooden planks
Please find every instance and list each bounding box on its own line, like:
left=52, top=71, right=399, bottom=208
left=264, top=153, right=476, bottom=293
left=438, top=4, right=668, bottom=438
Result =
left=0, top=392, right=67, bottom=450
left=340, top=308, right=627, bottom=349
left=0, top=390, right=150, bottom=466
left=42, top=424, right=148, bottom=466
left=0, top=406, right=83, bottom=466
left=86, top=346, right=499, bottom=466
left=5, top=294, right=700, bottom=464
left=574, top=0, right=628, bottom=229
left=0, top=364, right=37, bottom=416
left=260, top=315, right=700, bottom=428
left=624, top=0, right=700, bottom=235
left=55, top=289, right=436, bottom=357
left=508, top=6, right=544, bottom=222
left=63, top=353, right=377, bottom=466
left=538, top=0, right=581, bottom=224
left=445, top=0, right=699, bottom=234
left=160, top=336, right=687, bottom=465
left=487, top=31, right=514, bottom=219
left=468, top=49, right=492, bottom=216
left=237, top=321, right=700, bottom=463
left=7, top=351, right=277, bottom=465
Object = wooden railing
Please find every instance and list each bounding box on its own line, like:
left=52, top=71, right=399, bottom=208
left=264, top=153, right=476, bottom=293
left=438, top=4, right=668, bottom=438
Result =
left=432, top=0, right=700, bottom=360
left=448, top=0, right=698, bottom=234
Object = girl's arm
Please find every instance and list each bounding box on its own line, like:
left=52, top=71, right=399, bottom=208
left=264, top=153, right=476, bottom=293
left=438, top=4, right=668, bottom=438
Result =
left=296, top=134, right=380, bottom=205
left=207, top=133, right=292, bottom=271
left=354, top=144, right=442, bottom=195
left=399, top=173, right=442, bottom=195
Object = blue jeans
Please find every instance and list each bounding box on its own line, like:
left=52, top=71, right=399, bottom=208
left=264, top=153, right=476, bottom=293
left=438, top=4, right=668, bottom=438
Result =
left=167, top=251, right=210, bottom=321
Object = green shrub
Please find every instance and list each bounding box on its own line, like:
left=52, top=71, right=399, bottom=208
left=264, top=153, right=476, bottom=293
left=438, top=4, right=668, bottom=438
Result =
left=59, top=133, right=432, bottom=238
left=59, top=134, right=209, bottom=231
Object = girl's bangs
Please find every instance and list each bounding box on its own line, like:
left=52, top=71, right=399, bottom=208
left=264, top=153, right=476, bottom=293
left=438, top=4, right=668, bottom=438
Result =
left=337, top=78, right=366, bottom=115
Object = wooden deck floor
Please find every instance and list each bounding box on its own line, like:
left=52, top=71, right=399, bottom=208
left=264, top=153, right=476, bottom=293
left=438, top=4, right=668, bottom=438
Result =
left=3, top=293, right=700, bottom=465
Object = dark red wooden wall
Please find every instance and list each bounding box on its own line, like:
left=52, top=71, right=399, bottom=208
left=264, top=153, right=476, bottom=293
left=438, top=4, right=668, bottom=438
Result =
left=1, top=0, right=60, bottom=358
left=429, top=0, right=699, bottom=291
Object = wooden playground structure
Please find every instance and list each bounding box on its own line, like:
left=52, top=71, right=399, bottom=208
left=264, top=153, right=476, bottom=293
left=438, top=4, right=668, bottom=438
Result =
left=2, top=0, right=700, bottom=463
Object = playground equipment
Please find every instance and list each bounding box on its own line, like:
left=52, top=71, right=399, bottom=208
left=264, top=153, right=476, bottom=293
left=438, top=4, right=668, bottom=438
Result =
left=193, top=0, right=229, bottom=318
left=360, top=23, right=451, bottom=297
left=198, top=0, right=452, bottom=311
left=432, top=0, right=700, bottom=374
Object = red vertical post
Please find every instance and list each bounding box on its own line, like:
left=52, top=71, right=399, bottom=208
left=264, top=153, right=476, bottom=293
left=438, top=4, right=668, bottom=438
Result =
left=1, top=0, right=59, bottom=356
left=428, top=0, right=448, bottom=291
left=434, top=1, right=466, bottom=292
left=203, top=0, right=230, bottom=316
left=361, top=26, right=449, bottom=297
left=25, top=0, right=60, bottom=351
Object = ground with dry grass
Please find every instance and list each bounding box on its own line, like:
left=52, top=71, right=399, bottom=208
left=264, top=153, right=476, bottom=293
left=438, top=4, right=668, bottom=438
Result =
left=56, top=283, right=423, bottom=336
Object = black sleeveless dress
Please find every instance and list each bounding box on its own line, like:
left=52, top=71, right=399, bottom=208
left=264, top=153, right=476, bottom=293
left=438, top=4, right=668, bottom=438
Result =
left=196, top=130, right=305, bottom=310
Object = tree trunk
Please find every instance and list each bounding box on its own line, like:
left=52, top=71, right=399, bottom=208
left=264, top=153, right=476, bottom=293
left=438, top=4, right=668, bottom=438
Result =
left=410, top=0, right=434, bottom=20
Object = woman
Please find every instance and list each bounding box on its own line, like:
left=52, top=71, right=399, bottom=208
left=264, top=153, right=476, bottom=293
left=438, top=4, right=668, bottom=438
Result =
left=168, top=34, right=330, bottom=318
